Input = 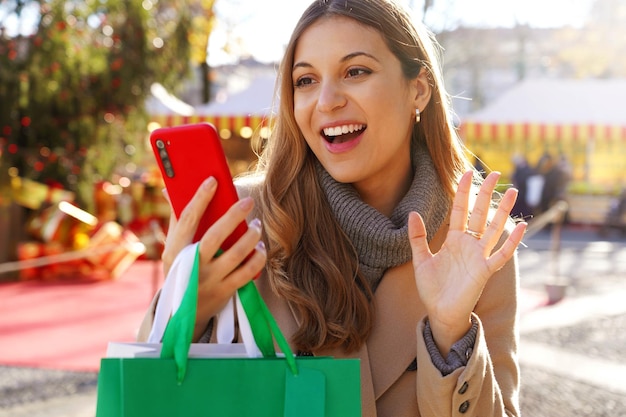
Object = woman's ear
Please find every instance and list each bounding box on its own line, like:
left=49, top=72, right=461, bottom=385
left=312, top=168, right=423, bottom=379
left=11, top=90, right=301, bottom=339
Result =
left=412, top=68, right=432, bottom=111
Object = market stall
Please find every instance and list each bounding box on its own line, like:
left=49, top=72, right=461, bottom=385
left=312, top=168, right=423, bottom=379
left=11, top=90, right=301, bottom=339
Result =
left=460, top=79, right=626, bottom=190
left=149, top=74, right=277, bottom=174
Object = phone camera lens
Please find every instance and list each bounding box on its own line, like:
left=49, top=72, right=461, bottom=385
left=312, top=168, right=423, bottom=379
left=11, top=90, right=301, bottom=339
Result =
left=156, top=139, right=165, bottom=149
left=162, top=160, right=174, bottom=178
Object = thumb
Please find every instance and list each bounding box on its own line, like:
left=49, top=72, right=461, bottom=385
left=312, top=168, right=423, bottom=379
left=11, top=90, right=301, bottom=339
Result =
left=408, top=211, right=432, bottom=264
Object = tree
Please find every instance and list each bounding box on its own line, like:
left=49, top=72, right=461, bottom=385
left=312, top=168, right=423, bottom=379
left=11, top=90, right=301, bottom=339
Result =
left=189, top=0, right=217, bottom=103
left=0, top=0, right=207, bottom=210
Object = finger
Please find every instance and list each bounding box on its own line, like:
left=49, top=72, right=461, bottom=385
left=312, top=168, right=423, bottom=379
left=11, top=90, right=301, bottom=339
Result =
left=467, top=171, right=501, bottom=234
left=162, top=187, right=172, bottom=208
left=448, top=170, right=474, bottom=232
left=165, top=203, right=178, bottom=244
left=197, top=219, right=266, bottom=308
left=223, top=240, right=267, bottom=289
left=161, top=212, right=179, bottom=276
left=408, top=211, right=433, bottom=264
left=481, top=187, right=519, bottom=248
left=197, top=196, right=256, bottom=264
left=162, top=188, right=178, bottom=245
left=175, top=177, right=218, bottom=241
left=486, top=221, right=527, bottom=274
left=162, top=177, right=217, bottom=267
left=196, top=239, right=267, bottom=322
left=207, top=215, right=263, bottom=278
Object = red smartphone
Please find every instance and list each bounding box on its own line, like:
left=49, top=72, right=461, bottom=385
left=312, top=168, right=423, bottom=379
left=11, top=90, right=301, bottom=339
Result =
left=150, top=123, right=248, bottom=249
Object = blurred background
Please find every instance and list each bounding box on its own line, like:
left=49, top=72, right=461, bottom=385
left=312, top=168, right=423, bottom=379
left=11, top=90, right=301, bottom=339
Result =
left=0, top=0, right=625, bottom=416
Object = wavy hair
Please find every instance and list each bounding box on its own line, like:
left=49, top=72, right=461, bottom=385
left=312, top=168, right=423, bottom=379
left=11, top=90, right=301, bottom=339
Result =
left=250, top=0, right=472, bottom=353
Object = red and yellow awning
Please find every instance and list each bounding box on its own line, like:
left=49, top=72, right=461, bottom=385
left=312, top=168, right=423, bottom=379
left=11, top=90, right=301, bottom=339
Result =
left=460, top=122, right=626, bottom=143
left=150, top=114, right=271, bottom=138
left=459, top=121, right=626, bottom=187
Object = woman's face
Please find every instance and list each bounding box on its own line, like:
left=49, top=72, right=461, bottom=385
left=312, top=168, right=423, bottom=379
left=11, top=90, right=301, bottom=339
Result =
left=292, top=16, right=420, bottom=203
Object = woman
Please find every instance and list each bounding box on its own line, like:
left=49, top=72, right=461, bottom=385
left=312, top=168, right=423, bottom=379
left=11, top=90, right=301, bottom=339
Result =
left=139, top=0, right=527, bottom=415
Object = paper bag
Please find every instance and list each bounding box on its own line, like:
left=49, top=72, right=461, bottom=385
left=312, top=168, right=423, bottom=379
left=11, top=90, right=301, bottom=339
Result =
left=96, top=243, right=361, bottom=417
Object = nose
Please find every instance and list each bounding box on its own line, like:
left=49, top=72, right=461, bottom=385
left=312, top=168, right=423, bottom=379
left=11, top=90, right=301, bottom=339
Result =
left=316, top=80, right=346, bottom=113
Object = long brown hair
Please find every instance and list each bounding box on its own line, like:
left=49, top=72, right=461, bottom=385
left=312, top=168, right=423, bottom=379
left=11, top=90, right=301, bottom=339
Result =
left=251, top=0, right=471, bottom=353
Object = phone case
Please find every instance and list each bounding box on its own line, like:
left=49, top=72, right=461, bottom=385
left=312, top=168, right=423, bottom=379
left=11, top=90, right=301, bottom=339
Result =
left=150, top=123, right=248, bottom=247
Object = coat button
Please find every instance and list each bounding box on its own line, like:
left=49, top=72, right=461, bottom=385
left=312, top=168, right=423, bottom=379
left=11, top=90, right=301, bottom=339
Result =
left=458, top=381, right=469, bottom=394
left=459, top=400, right=470, bottom=413
left=465, top=347, right=473, bottom=360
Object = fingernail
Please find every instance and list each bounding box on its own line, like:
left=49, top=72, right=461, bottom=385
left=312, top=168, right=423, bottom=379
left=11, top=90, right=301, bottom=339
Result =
left=238, top=197, right=253, bottom=210
left=203, top=176, right=216, bottom=190
left=250, top=218, right=262, bottom=231
left=255, top=240, right=266, bottom=252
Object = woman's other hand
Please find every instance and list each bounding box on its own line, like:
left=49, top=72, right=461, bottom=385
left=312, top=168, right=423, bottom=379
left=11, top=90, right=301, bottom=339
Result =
left=408, top=170, right=526, bottom=355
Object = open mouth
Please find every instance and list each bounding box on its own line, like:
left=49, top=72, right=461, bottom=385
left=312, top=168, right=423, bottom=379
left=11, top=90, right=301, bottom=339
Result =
left=322, top=124, right=365, bottom=144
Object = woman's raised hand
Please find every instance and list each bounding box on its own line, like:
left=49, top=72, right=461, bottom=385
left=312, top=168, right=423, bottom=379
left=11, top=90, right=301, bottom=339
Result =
left=408, top=170, right=526, bottom=354
left=161, top=176, right=267, bottom=340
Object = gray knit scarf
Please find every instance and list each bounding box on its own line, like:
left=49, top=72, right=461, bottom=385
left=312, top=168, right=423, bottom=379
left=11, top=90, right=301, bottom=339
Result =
left=316, top=142, right=451, bottom=288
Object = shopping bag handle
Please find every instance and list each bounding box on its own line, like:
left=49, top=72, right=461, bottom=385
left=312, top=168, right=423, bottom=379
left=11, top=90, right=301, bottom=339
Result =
left=160, top=244, right=200, bottom=383
left=238, top=281, right=298, bottom=375
left=161, top=244, right=298, bottom=382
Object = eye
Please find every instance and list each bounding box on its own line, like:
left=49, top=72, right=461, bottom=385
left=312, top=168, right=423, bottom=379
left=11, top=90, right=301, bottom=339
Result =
left=294, top=76, right=316, bottom=88
left=346, top=67, right=371, bottom=78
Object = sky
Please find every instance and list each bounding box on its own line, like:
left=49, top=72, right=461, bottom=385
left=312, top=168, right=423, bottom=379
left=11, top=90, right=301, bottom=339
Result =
left=1, top=0, right=595, bottom=66
left=208, top=0, right=595, bottom=65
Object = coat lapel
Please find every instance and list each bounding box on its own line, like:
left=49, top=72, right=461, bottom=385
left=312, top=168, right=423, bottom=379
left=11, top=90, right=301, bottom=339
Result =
left=367, top=262, right=425, bottom=399
left=313, top=263, right=424, bottom=414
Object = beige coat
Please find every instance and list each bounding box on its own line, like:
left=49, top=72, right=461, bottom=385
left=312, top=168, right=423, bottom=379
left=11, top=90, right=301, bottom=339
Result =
left=137, top=183, right=520, bottom=416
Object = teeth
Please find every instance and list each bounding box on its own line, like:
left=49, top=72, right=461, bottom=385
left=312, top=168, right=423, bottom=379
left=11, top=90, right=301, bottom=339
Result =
left=323, top=124, right=364, bottom=137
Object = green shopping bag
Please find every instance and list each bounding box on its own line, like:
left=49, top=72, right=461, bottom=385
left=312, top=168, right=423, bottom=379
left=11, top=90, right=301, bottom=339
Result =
left=96, top=244, right=361, bottom=417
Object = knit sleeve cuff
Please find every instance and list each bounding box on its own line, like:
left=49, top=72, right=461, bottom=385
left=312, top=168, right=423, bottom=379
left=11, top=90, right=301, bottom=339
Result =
left=197, top=317, right=215, bottom=343
left=423, top=316, right=478, bottom=376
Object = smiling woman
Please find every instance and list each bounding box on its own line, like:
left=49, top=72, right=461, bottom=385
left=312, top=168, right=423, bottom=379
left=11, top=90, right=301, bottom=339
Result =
left=138, top=1, right=527, bottom=416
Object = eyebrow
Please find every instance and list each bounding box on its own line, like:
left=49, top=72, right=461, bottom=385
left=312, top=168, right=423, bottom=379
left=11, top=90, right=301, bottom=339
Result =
left=292, top=51, right=380, bottom=71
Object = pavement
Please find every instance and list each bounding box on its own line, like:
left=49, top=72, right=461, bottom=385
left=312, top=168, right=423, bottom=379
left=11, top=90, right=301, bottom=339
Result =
left=1, top=223, right=625, bottom=416
left=517, top=224, right=626, bottom=416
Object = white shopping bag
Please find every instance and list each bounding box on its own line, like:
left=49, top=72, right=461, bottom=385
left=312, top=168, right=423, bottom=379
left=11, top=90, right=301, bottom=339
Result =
left=107, top=243, right=261, bottom=359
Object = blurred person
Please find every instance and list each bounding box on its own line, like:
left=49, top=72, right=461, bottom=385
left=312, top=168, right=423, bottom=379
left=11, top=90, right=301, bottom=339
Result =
left=599, top=187, right=626, bottom=237
left=510, top=153, right=536, bottom=221
left=537, top=152, right=569, bottom=215
left=138, top=1, right=527, bottom=415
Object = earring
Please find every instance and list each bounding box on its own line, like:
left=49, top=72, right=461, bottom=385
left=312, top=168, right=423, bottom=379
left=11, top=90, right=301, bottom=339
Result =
left=415, top=108, right=421, bottom=123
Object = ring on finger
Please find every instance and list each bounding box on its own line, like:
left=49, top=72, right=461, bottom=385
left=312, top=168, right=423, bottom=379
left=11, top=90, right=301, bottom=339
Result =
left=465, top=229, right=483, bottom=239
